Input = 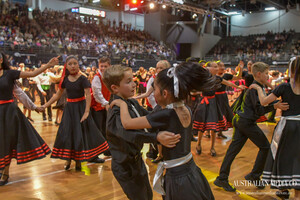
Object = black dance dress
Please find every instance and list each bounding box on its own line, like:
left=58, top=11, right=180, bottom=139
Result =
left=193, top=77, right=227, bottom=132
left=262, top=83, right=300, bottom=190
left=216, top=74, right=234, bottom=128
left=0, top=70, right=51, bottom=170
left=51, top=75, right=108, bottom=161
left=146, top=106, right=214, bottom=200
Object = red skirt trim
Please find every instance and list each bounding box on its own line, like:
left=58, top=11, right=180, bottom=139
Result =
left=193, top=116, right=228, bottom=131
left=51, top=141, right=109, bottom=161
left=0, top=143, right=51, bottom=168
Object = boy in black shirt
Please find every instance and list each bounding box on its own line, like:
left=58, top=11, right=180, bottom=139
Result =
left=103, top=65, right=181, bottom=200
left=214, top=62, right=289, bottom=192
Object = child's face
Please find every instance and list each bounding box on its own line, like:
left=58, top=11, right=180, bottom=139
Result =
left=66, top=58, right=79, bottom=74
left=255, top=69, right=269, bottom=85
left=153, top=81, right=168, bottom=107
left=115, top=70, right=136, bottom=99
left=217, top=62, right=225, bottom=74
left=99, top=62, right=110, bottom=74
left=208, top=62, right=218, bottom=75
left=156, top=63, right=167, bottom=74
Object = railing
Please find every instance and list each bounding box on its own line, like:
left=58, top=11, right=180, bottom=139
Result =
left=204, top=53, right=292, bottom=66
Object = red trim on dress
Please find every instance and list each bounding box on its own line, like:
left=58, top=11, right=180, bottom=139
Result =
left=51, top=142, right=109, bottom=161
left=67, top=96, right=86, bottom=102
left=0, top=143, right=51, bottom=168
left=0, top=99, right=14, bottom=104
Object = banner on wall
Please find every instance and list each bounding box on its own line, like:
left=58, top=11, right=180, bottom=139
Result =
left=11, top=0, right=27, bottom=4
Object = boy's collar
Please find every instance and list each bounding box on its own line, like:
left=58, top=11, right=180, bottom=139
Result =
left=253, top=80, right=264, bottom=88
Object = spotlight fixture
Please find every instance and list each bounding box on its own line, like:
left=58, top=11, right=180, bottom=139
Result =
left=149, top=2, right=155, bottom=9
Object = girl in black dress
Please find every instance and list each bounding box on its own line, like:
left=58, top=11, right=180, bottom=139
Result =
left=41, top=56, right=109, bottom=170
left=110, top=62, right=217, bottom=200
left=216, top=61, right=245, bottom=138
left=193, top=62, right=233, bottom=157
left=251, top=56, right=300, bottom=200
left=0, top=52, right=59, bottom=186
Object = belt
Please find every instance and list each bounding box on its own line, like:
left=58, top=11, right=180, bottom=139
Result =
left=200, top=95, right=215, bottom=104
left=139, top=82, right=147, bottom=88
left=41, top=85, right=50, bottom=91
left=0, top=99, right=14, bottom=104
left=153, top=152, right=193, bottom=195
left=271, top=115, right=300, bottom=159
left=67, top=96, right=86, bottom=102
left=215, top=91, right=226, bottom=95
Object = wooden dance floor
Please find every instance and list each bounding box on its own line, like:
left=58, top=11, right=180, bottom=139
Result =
left=0, top=108, right=290, bottom=199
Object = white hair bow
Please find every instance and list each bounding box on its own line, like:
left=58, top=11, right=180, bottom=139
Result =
left=167, top=64, right=179, bottom=98
left=289, top=57, right=297, bottom=77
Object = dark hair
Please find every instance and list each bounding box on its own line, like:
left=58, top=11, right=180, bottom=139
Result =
left=271, top=71, right=279, bottom=77
left=155, top=62, right=220, bottom=101
left=0, top=52, right=10, bottom=70
left=99, top=57, right=111, bottom=65
left=290, top=56, right=300, bottom=84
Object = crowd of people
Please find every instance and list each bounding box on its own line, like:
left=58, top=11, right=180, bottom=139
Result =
left=0, top=2, right=175, bottom=67
left=207, top=30, right=297, bottom=63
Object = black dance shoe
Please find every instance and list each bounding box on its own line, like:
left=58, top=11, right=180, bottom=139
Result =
left=191, top=136, right=197, bottom=142
left=103, top=150, right=111, bottom=157
left=43, top=116, right=47, bottom=121
left=196, top=146, right=202, bottom=155
left=75, top=161, right=81, bottom=171
left=64, top=160, right=71, bottom=170
left=217, top=133, right=227, bottom=139
left=0, top=174, right=9, bottom=186
left=214, top=179, right=236, bottom=192
left=152, top=157, right=163, bottom=163
left=244, top=173, right=265, bottom=189
left=27, top=117, right=34, bottom=122
left=275, top=190, right=290, bottom=200
left=210, top=149, right=217, bottom=157
left=48, top=117, right=52, bottom=122
left=89, top=157, right=105, bottom=163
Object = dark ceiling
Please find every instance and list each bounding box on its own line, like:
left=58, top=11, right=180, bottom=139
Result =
left=60, top=0, right=299, bottom=15
left=185, top=0, right=299, bottom=13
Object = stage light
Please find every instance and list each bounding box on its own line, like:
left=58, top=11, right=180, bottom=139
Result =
left=192, top=13, right=197, bottom=19
left=132, top=0, right=137, bottom=4
left=265, top=7, right=276, bottom=11
left=117, top=3, right=120, bottom=6
left=228, top=11, right=239, bottom=15
left=149, top=3, right=155, bottom=9
left=130, top=7, right=138, bottom=11
left=162, top=4, right=166, bottom=9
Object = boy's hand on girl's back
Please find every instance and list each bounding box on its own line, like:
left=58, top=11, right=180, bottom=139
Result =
left=249, top=83, right=260, bottom=90
left=274, top=100, right=289, bottom=111
left=157, top=131, right=181, bottom=148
